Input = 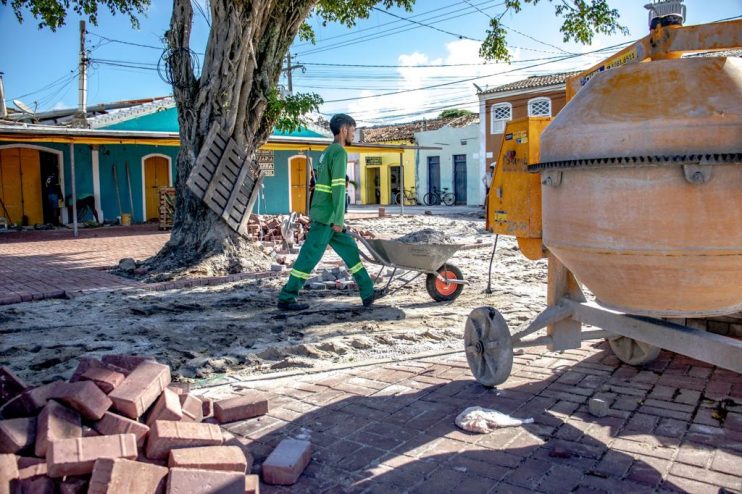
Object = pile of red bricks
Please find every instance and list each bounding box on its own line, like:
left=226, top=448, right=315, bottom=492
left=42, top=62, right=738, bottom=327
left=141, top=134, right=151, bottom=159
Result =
left=0, top=358, right=312, bottom=493
left=246, top=215, right=376, bottom=245
left=245, top=216, right=305, bottom=244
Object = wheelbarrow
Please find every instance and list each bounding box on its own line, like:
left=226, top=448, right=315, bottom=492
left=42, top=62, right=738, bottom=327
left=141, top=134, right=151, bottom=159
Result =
left=351, top=232, right=467, bottom=302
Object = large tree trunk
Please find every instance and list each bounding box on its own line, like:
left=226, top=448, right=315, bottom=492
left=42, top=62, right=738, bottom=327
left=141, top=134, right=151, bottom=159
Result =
left=145, top=0, right=315, bottom=278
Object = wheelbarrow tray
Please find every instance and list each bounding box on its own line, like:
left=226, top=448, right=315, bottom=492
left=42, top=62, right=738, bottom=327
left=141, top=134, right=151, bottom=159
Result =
left=364, top=238, right=462, bottom=272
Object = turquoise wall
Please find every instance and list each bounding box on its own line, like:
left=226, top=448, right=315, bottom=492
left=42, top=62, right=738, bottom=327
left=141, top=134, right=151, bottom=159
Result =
left=257, top=150, right=321, bottom=215
left=97, top=144, right=179, bottom=222
left=0, top=141, right=326, bottom=223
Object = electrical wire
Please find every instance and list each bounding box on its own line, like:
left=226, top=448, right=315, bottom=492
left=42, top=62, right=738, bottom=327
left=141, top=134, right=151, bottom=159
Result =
left=321, top=40, right=630, bottom=104
left=370, top=6, right=482, bottom=42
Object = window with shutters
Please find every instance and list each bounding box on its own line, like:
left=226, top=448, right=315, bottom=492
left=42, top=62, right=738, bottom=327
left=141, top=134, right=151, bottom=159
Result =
left=490, top=103, right=512, bottom=134
left=528, top=97, right=551, bottom=117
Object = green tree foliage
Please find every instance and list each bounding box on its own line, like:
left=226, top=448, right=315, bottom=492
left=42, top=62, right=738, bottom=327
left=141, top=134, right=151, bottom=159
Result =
left=439, top=109, right=475, bottom=119
left=2, top=0, right=149, bottom=29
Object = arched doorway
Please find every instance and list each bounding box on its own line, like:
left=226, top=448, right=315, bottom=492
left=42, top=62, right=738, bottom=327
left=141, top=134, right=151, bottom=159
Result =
left=142, top=155, right=172, bottom=222
left=289, top=155, right=308, bottom=215
left=0, top=146, right=62, bottom=226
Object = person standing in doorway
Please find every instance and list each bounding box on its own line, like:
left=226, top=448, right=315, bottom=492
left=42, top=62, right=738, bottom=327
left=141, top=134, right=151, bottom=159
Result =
left=277, top=114, right=384, bottom=311
left=44, top=172, right=63, bottom=226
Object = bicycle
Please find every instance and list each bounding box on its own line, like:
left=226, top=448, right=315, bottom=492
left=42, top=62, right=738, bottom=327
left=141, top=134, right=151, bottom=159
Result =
left=423, top=187, right=456, bottom=206
left=392, top=187, right=420, bottom=206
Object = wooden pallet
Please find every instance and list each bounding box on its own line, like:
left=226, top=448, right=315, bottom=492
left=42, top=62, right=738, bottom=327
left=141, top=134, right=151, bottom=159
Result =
left=158, top=187, right=176, bottom=230
left=186, top=126, right=263, bottom=236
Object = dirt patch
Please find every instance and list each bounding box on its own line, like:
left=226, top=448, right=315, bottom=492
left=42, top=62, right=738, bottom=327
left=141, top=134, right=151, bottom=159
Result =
left=1, top=210, right=552, bottom=384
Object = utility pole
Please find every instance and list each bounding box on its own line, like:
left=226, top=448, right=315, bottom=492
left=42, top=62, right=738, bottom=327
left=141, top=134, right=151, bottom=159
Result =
left=282, top=53, right=305, bottom=95
left=0, top=73, right=7, bottom=118
left=74, top=20, right=89, bottom=127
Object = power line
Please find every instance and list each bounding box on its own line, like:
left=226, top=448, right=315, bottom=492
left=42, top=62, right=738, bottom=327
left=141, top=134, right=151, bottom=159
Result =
left=297, top=0, right=504, bottom=57
left=295, top=0, right=495, bottom=48
left=370, top=6, right=482, bottom=42
left=321, top=40, right=630, bottom=104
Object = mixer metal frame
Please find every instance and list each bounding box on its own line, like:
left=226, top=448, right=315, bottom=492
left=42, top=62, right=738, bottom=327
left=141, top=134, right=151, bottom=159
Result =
left=464, top=255, right=742, bottom=387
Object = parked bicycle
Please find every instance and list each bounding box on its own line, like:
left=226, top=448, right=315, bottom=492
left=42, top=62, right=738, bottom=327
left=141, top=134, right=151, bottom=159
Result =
left=423, top=186, right=455, bottom=206
left=392, top=186, right=420, bottom=206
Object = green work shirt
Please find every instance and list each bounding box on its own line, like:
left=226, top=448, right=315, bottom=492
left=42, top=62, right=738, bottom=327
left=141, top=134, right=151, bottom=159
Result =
left=309, top=143, right=347, bottom=226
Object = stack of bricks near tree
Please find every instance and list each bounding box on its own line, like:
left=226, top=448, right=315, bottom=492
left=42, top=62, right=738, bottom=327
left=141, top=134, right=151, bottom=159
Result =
left=0, top=358, right=311, bottom=492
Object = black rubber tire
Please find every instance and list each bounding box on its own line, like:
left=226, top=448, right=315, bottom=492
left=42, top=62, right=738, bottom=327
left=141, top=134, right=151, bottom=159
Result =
left=392, top=192, right=402, bottom=206
left=442, top=193, right=456, bottom=206
left=425, top=264, right=464, bottom=302
left=464, top=307, right=513, bottom=387
left=423, top=193, right=438, bottom=206
left=606, top=336, right=661, bottom=366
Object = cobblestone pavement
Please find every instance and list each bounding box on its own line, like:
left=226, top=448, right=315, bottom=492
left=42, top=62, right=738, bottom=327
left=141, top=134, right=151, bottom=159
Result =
left=0, top=225, right=168, bottom=304
left=198, top=342, right=742, bottom=494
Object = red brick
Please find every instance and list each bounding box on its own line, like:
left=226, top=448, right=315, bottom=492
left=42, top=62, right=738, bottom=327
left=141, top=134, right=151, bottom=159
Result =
left=101, top=355, right=156, bottom=373
left=47, top=433, right=138, bottom=477
left=179, top=395, right=203, bottom=423
left=262, top=438, right=311, bottom=485
left=0, top=454, right=19, bottom=494
left=146, top=388, right=183, bottom=426
left=201, top=398, right=213, bottom=419
left=59, top=477, right=88, bottom=494
left=93, top=412, right=150, bottom=448
left=168, top=446, right=247, bottom=472
left=70, top=358, right=129, bottom=383
left=245, top=474, right=259, bottom=494
left=0, top=367, right=27, bottom=406
left=82, top=426, right=100, bottom=438
left=109, top=362, right=171, bottom=419
left=166, top=467, right=245, bottom=494
left=145, top=421, right=223, bottom=460
left=9, top=475, right=55, bottom=494
left=35, top=400, right=82, bottom=457
left=80, top=367, right=125, bottom=394
left=0, top=381, right=63, bottom=418
left=16, top=457, right=47, bottom=479
left=52, top=381, right=112, bottom=421
left=214, top=392, right=268, bottom=424
left=168, top=383, right=191, bottom=396
left=88, top=458, right=168, bottom=494
left=0, top=417, right=35, bottom=454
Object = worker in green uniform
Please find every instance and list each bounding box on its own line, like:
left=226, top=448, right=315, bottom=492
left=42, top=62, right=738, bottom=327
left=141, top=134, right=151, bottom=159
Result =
left=277, top=114, right=384, bottom=311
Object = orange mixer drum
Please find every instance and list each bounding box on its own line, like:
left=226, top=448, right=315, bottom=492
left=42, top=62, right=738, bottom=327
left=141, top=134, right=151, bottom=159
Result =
left=537, top=56, right=742, bottom=317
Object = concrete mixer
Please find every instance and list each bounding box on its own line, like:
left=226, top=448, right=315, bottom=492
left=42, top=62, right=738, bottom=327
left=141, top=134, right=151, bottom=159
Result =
left=466, top=1, right=742, bottom=386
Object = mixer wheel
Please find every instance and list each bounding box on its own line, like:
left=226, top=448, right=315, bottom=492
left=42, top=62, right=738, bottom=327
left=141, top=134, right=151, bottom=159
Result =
left=464, top=307, right=513, bottom=387
left=606, top=336, right=661, bottom=366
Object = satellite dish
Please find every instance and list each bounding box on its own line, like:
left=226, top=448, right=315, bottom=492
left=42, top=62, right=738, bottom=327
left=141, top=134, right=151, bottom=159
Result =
left=13, top=99, right=34, bottom=114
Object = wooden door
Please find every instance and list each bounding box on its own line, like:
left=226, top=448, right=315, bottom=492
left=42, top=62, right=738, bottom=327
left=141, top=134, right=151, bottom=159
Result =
left=0, top=148, right=43, bottom=225
left=144, top=156, right=170, bottom=222
left=290, top=156, right=307, bottom=214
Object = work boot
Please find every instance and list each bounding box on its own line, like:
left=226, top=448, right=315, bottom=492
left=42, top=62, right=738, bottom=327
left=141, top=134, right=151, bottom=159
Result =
left=277, top=300, right=309, bottom=311
left=362, top=289, right=387, bottom=308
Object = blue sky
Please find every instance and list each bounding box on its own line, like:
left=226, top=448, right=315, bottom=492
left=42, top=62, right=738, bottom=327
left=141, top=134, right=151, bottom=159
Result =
left=1, top=0, right=740, bottom=124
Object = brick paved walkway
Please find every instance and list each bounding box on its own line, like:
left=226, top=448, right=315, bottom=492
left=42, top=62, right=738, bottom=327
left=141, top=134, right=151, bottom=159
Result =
left=0, top=225, right=168, bottom=304
left=200, top=342, right=742, bottom=493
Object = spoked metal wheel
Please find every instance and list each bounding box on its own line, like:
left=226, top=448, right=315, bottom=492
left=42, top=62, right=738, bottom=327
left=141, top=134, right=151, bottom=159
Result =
left=606, top=335, right=661, bottom=365
left=464, top=307, right=513, bottom=387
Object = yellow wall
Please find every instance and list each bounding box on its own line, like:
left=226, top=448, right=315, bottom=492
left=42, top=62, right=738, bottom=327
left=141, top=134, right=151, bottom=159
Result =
left=358, top=140, right=416, bottom=205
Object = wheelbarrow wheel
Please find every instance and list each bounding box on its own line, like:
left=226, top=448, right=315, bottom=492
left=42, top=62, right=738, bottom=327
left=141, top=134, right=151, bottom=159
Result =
left=464, top=307, right=513, bottom=387
left=426, top=264, right=464, bottom=302
left=606, top=335, right=661, bottom=366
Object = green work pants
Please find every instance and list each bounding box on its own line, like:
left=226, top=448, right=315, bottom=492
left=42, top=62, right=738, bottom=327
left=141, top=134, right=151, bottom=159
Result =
left=278, top=222, right=375, bottom=303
